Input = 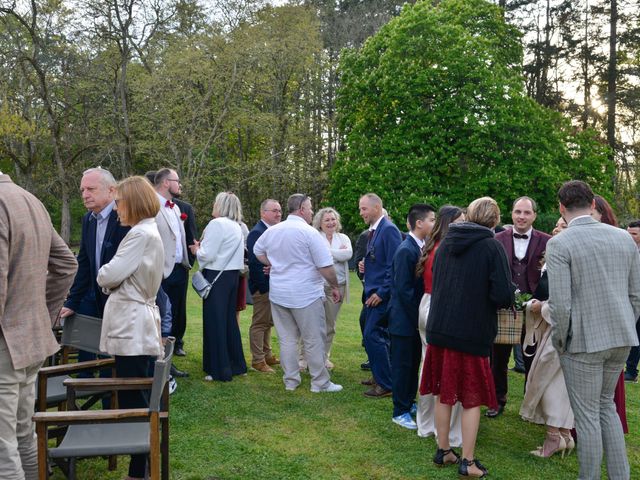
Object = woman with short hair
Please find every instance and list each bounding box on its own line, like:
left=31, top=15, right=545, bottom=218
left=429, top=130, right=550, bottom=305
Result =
left=191, top=192, right=247, bottom=381
left=422, top=197, right=514, bottom=478
left=97, top=176, right=164, bottom=480
left=313, top=207, right=352, bottom=368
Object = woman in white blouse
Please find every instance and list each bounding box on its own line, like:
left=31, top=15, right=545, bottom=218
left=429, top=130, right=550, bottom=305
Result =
left=97, top=176, right=164, bottom=480
left=191, top=192, right=247, bottom=381
left=313, top=208, right=353, bottom=369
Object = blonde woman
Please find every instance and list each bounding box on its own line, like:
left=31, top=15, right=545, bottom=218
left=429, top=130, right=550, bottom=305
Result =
left=191, top=192, right=247, bottom=381
left=97, top=176, right=164, bottom=480
left=313, top=207, right=353, bottom=369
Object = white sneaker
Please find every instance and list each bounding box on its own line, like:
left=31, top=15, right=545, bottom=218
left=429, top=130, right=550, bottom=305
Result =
left=311, top=382, right=343, bottom=393
left=168, top=376, right=177, bottom=395
left=392, top=413, right=418, bottom=430
left=204, top=375, right=213, bottom=382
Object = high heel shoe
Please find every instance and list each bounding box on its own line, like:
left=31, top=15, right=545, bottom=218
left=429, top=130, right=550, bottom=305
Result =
left=458, top=458, right=488, bottom=478
left=530, top=431, right=566, bottom=458
left=433, top=448, right=460, bottom=467
left=560, top=432, right=575, bottom=457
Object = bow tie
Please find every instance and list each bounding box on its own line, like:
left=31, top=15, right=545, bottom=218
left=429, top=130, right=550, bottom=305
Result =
left=165, top=200, right=175, bottom=209
left=513, top=233, right=528, bottom=239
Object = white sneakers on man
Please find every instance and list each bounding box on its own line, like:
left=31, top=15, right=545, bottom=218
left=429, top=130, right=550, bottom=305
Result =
left=310, top=382, right=343, bottom=393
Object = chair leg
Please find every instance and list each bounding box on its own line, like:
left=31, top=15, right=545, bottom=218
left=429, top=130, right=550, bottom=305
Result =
left=150, top=414, right=160, bottom=480
left=161, top=416, right=169, bottom=480
left=108, top=455, right=117, bottom=470
left=68, top=457, right=76, bottom=480
left=36, top=422, right=48, bottom=480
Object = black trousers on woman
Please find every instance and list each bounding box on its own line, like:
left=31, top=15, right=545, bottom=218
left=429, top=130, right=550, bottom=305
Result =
left=115, top=355, right=154, bottom=478
left=202, top=269, right=247, bottom=381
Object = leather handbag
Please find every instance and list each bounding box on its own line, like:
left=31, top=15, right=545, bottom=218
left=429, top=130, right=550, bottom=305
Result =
left=191, top=234, right=244, bottom=300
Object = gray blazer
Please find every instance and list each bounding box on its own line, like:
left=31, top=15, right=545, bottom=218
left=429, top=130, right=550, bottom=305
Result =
left=547, top=215, right=640, bottom=354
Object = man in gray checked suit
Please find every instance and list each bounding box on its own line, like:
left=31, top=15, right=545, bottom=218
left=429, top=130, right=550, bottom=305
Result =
left=547, top=180, right=640, bottom=480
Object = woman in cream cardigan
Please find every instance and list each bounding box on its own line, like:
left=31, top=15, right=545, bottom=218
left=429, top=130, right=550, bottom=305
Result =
left=313, top=207, right=352, bottom=369
left=97, top=176, right=164, bottom=480
left=191, top=191, right=247, bottom=381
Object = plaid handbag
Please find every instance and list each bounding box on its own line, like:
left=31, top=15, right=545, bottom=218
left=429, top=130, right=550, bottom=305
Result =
left=495, top=308, right=521, bottom=345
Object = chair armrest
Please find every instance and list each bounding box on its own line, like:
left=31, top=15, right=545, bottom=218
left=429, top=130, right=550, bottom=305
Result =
left=39, top=358, right=115, bottom=377
left=64, top=377, right=153, bottom=392
left=33, top=408, right=151, bottom=425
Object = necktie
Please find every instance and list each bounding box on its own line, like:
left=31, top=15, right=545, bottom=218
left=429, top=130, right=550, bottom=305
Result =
left=513, top=233, right=528, bottom=239
left=165, top=200, right=175, bottom=209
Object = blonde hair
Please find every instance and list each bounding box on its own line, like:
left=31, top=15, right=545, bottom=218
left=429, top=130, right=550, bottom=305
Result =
left=467, top=197, right=500, bottom=229
left=212, top=191, right=243, bottom=222
left=116, top=176, right=160, bottom=225
left=313, top=207, right=342, bottom=232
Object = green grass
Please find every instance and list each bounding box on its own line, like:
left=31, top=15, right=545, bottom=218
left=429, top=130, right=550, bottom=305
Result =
left=51, top=272, right=639, bottom=479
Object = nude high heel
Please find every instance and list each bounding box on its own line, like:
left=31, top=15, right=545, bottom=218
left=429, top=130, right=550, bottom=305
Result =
left=560, top=432, right=575, bottom=457
left=530, top=431, right=566, bottom=458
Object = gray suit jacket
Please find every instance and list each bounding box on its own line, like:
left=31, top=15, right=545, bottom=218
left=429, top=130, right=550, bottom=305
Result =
left=155, top=200, right=190, bottom=278
left=0, top=175, right=78, bottom=369
left=547, top=215, right=640, bottom=354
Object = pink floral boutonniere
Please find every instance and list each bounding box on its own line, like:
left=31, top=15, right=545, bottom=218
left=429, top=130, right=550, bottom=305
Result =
left=180, top=213, right=187, bottom=221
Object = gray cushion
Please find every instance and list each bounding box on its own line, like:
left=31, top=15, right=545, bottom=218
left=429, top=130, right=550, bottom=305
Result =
left=50, top=423, right=150, bottom=458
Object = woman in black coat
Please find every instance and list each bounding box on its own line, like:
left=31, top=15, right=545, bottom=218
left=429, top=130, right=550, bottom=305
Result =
left=422, top=197, right=514, bottom=479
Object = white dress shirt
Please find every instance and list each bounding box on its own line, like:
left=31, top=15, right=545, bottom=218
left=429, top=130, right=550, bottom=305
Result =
left=197, top=217, right=244, bottom=271
left=253, top=215, right=333, bottom=309
left=513, top=227, right=533, bottom=260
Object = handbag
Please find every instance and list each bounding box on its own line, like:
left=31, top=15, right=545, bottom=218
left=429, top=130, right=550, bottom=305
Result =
left=495, top=308, right=521, bottom=345
left=191, top=233, right=244, bottom=300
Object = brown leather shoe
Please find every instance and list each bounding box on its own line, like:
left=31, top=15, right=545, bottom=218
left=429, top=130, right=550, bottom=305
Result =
left=363, top=385, right=392, bottom=398
left=360, top=377, right=376, bottom=386
left=265, top=356, right=280, bottom=366
left=251, top=361, right=275, bottom=373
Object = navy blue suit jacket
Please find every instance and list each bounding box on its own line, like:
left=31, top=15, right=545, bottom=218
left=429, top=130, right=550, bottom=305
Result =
left=363, top=216, right=402, bottom=302
left=388, top=236, right=424, bottom=336
left=247, top=220, right=269, bottom=294
left=64, top=210, right=130, bottom=317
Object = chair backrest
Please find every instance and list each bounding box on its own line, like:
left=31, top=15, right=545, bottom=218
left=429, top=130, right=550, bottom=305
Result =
left=60, top=314, right=106, bottom=355
left=149, top=337, right=175, bottom=412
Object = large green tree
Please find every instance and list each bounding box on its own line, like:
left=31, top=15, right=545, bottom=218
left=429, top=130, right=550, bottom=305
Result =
left=329, top=0, right=612, bottom=234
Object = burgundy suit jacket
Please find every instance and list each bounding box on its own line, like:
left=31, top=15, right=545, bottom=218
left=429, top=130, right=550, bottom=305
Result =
left=495, top=228, right=550, bottom=295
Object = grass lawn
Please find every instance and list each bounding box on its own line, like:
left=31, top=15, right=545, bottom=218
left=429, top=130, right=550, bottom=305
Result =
left=51, top=272, right=639, bottom=479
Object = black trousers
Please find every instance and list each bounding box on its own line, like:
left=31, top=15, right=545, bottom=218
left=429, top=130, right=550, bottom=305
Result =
left=202, top=269, right=247, bottom=380
left=115, top=355, right=153, bottom=478
left=162, top=263, right=189, bottom=348
left=390, top=333, right=421, bottom=417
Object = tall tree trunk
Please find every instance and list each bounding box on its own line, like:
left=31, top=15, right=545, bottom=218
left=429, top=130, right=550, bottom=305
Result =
left=606, top=0, right=617, bottom=171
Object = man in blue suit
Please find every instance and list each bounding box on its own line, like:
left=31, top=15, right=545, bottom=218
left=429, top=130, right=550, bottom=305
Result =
left=59, top=168, right=129, bottom=398
left=388, top=204, right=436, bottom=428
left=358, top=194, right=402, bottom=397
left=60, top=167, right=129, bottom=320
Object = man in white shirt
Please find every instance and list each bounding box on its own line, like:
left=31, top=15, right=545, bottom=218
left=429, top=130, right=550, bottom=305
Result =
left=254, top=194, right=343, bottom=393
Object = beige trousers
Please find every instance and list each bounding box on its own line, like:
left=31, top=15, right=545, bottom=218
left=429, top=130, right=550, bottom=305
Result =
left=271, top=298, right=331, bottom=391
left=0, top=334, right=40, bottom=480
left=249, top=291, right=274, bottom=364
left=323, top=283, right=345, bottom=359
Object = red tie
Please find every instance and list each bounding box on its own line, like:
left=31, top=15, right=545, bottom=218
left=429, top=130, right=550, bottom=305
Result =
left=165, top=200, right=175, bottom=209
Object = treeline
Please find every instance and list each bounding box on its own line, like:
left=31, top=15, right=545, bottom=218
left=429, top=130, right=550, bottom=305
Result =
left=0, top=0, right=638, bottom=241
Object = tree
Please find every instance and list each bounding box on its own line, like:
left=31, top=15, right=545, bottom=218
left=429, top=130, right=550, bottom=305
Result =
left=329, top=0, right=612, bottom=234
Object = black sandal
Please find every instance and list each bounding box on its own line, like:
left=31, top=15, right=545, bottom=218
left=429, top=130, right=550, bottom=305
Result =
left=458, top=458, right=488, bottom=478
left=433, top=448, right=460, bottom=467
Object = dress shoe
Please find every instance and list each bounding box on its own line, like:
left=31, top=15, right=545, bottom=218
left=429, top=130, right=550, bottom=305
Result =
left=360, top=377, right=376, bottom=386
left=174, top=347, right=186, bottom=357
left=265, top=356, right=280, bottom=366
left=360, top=360, right=371, bottom=371
left=510, top=366, right=525, bottom=374
left=363, top=384, right=391, bottom=398
left=170, top=364, right=189, bottom=378
left=484, top=405, right=504, bottom=418
left=624, top=372, right=638, bottom=383
left=251, top=361, right=275, bottom=373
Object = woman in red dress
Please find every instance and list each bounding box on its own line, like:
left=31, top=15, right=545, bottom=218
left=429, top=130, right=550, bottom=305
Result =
left=422, top=197, right=514, bottom=478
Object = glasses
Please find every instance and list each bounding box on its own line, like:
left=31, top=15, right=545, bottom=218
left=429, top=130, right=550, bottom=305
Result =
left=167, top=178, right=181, bottom=184
left=264, top=209, right=282, bottom=214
